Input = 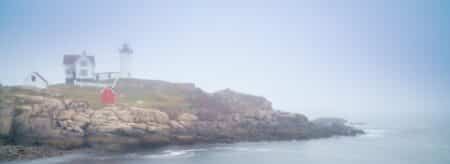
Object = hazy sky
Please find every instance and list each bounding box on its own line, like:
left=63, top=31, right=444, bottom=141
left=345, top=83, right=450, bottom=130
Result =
left=1, top=0, right=449, bottom=127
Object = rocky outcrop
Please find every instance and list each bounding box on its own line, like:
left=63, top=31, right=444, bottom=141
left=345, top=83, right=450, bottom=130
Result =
left=4, top=95, right=174, bottom=150
left=310, top=117, right=363, bottom=137
left=0, top=86, right=363, bottom=153
left=212, top=89, right=272, bottom=112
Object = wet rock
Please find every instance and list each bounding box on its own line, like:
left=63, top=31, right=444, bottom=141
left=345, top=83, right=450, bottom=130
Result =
left=0, top=145, right=65, bottom=161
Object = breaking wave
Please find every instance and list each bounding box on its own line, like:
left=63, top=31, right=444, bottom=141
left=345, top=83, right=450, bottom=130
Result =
left=213, top=146, right=272, bottom=152
left=362, top=128, right=386, bottom=138
left=142, top=148, right=207, bottom=159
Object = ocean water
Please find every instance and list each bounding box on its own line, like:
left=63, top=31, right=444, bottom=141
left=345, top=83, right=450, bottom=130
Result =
left=4, top=126, right=450, bottom=164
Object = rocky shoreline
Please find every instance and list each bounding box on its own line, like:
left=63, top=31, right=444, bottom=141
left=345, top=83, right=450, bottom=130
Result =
left=0, top=80, right=364, bottom=161
left=0, top=145, right=66, bottom=161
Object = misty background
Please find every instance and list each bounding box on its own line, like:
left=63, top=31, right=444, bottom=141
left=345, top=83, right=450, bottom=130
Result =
left=1, top=0, right=449, bottom=128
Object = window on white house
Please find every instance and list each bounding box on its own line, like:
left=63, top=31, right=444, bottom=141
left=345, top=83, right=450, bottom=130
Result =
left=80, top=70, right=88, bottom=76
left=80, top=61, right=88, bottom=67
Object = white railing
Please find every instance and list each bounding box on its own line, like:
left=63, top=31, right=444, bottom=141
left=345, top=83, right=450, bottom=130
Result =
left=74, top=81, right=108, bottom=88
left=96, top=72, right=121, bottom=81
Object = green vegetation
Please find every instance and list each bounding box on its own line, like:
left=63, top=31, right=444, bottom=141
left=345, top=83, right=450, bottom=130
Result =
left=48, top=79, right=194, bottom=111
left=48, top=84, right=104, bottom=108
left=1, top=79, right=206, bottom=120
left=1, top=86, right=48, bottom=110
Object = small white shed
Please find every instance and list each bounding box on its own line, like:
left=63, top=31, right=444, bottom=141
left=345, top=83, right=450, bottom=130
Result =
left=24, top=72, right=49, bottom=89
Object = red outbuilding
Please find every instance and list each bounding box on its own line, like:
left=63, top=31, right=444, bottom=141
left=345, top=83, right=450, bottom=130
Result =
left=100, top=87, right=117, bottom=105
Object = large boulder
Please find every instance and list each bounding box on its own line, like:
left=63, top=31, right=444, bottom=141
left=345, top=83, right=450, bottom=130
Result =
left=85, top=106, right=171, bottom=150
left=129, top=107, right=170, bottom=124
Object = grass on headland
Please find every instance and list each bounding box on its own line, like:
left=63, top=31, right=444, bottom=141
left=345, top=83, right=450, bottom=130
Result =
left=48, top=79, right=194, bottom=111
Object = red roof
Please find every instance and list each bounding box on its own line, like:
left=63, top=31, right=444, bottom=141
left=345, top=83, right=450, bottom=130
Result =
left=31, top=72, right=49, bottom=85
left=63, top=55, right=95, bottom=65
left=101, top=87, right=117, bottom=105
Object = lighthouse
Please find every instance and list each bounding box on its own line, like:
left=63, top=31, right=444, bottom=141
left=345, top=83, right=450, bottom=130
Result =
left=119, top=43, right=133, bottom=78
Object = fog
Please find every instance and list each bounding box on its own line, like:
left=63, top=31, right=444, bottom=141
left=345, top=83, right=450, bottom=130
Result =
left=1, top=0, right=449, bottom=128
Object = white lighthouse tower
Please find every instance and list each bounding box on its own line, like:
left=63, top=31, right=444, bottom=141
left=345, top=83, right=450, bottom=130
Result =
left=119, top=43, right=133, bottom=78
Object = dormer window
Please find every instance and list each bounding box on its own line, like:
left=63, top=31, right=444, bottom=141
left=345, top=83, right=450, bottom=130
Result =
left=80, top=60, right=88, bottom=67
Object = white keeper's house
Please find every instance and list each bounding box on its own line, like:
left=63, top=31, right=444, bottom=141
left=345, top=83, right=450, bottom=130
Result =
left=63, top=51, right=96, bottom=85
left=62, top=44, right=134, bottom=85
